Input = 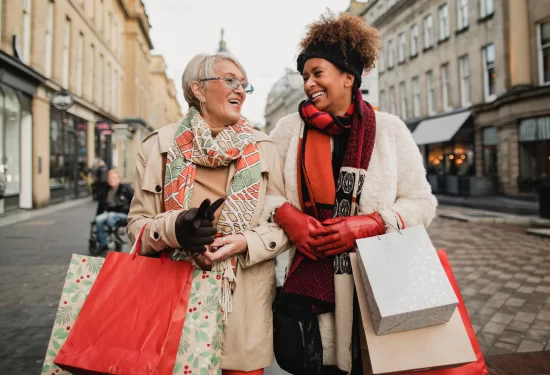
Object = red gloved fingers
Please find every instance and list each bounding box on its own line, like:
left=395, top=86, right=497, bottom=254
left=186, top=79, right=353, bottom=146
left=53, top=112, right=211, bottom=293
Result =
left=297, top=246, right=318, bottom=261
left=317, top=240, right=347, bottom=253
left=310, top=225, right=340, bottom=238
left=310, top=232, right=342, bottom=248
left=320, top=217, right=344, bottom=226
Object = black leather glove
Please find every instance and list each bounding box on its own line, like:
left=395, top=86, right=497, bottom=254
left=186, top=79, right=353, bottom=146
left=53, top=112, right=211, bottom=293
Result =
left=174, top=198, right=225, bottom=254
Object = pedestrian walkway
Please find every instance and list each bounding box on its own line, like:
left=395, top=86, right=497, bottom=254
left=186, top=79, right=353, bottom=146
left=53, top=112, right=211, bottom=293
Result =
left=437, top=194, right=539, bottom=216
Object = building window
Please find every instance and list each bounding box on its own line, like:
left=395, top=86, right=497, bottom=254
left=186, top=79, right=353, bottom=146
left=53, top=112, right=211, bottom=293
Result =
left=538, top=22, right=550, bottom=85
left=439, top=4, right=449, bottom=40
left=426, top=70, right=435, bottom=115
left=482, top=127, right=498, bottom=176
left=412, top=76, right=420, bottom=117
left=97, top=54, right=103, bottom=106
left=62, top=18, right=71, bottom=89
left=106, top=12, right=111, bottom=42
left=379, top=48, right=385, bottom=73
left=480, top=0, right=494, bottom=18
left=114, top=69, right=118, bottom=115
left=398, top=32, right=407, bottom=63
left=22, top=0, right=32, bottom=64
left=459, top=55, right=470, bottom=107
left=98, top=0, right=104, bottom=31
left=388, top=39, right=395, bottom=68
left=518, top=117, right=550, bottom=192
left=410, top=24, right=418, bottom=56
left=76, top=33, right=84, bottom=96
left=424, top=15, right=434, bottom=49
left=389, top=86, right=396, bottom=114
left=89, top=44, right=95, bottom=101
left=483, top=44, right=496, bottom=101
left=45, top=1, right=54, bottom=77
left=380, top=90, right=386, bottom=112
left=441, top=63, right=451, bottom=111
left=399, top=82, right=407, bottom=119
left=457, top=0, right=469, bottom=31
left=107, top=62, right=112, bottom=113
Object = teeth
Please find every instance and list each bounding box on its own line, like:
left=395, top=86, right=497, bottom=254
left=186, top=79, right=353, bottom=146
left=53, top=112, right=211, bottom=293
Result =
left=312, top=91, right=325, bottom=99
left=229, top=100, right=240, bottom=104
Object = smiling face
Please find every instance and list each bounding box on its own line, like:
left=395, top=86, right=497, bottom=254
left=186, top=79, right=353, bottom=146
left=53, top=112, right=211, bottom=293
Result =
left=193, top=59, right=246, bottom=129
left=302, top=58, right=355, bottom=116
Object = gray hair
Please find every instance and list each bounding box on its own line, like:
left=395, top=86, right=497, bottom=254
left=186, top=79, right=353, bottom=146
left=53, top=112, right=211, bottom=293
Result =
left=182, top=52, right=248, bottom=110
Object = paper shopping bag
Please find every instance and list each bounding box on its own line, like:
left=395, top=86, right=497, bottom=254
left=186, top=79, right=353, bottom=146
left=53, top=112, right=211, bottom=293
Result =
left=350, top=252, right=478, bottom=374
left=54, top=225, right=195, bottom=375
left=356, top=225, right=458, bottom=335
left=172, top=268, right=224, bottom=375
left=42, top=254, right=105, bottom=375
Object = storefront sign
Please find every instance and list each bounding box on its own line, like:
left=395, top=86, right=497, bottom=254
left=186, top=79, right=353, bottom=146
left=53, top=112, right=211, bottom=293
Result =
left=52, top=90, right=74, bottom=110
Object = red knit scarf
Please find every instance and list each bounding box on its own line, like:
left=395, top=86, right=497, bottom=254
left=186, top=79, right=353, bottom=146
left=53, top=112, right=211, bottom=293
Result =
left=283, top=89, right=377, bottom=310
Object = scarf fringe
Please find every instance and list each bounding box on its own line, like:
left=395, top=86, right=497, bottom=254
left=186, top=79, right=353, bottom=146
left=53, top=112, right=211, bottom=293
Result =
left=212, top=258, right=235, bottom=323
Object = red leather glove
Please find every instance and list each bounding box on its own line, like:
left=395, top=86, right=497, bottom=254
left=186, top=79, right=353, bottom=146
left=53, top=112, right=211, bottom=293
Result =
left=274, top=202, right=323, bottom=261
left=310, top=212, right=385, bottom=256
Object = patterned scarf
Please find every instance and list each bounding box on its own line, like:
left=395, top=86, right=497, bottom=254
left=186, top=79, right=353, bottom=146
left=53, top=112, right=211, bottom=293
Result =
left=283, top=88, right=377, bottom=310
left=164, top=107, right=262, bottom=319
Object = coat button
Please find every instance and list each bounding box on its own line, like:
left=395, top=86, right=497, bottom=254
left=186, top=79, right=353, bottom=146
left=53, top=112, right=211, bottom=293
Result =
left=155, top=185, right=161, bottom=193
left=269, top=242, right=276, bottom=249
left=153, top=231, right=160, bottom=240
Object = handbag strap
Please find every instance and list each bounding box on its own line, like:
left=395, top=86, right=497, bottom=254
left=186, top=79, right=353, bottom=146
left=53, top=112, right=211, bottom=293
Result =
left=130, top=223, right=148, bottom=257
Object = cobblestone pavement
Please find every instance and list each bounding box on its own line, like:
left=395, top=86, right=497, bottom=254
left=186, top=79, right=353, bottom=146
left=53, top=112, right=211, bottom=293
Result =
left=1, top=201, right=549, bottom=374
left=428, top=218, right=550, bottom=356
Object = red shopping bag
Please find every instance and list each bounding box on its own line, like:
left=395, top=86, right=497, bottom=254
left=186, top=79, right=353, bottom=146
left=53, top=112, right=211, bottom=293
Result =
left=54, top=225, right=194, bottom=375
left=399, top=249, right=488, bottom=375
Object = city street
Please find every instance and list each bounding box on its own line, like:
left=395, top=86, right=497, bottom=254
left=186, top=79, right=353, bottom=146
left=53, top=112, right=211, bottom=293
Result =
left=1, top=200, right=550, bottom=374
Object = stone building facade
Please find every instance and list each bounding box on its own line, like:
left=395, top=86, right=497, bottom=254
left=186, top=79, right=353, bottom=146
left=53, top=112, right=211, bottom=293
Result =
left=361, top=0, right=550, bottom=196
left=0, top=0, right=181, bottom=213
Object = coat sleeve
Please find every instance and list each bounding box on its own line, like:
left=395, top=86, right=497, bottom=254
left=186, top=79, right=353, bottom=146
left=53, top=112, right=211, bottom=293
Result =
left=126, top=138, right=183, bottom=255
left=238, top=141, right=290, bottom=268
left=378, top=117, right=438, bottom=232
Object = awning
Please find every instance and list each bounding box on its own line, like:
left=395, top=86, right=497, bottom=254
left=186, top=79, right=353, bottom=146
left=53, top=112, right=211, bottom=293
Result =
left=412, top=111, right=471, bottom=146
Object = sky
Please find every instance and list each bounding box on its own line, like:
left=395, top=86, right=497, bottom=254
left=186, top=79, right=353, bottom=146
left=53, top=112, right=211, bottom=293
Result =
left=144, top=0, right=351, bottom=126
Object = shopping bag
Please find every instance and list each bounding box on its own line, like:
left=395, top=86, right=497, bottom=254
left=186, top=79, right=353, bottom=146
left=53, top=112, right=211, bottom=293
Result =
left=356, top=225, right=458, bottom=335
left=42, top=254, right=105, bottom=375
left=351, top=250, right=488, bottom=374
left=53, top=224, right=195, bottom=375
left=172, top=268, right=224, bottom=375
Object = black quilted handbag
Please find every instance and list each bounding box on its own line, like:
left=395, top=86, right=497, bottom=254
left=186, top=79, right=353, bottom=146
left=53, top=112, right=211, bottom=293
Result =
left=273, top=287, right=323, bottom=375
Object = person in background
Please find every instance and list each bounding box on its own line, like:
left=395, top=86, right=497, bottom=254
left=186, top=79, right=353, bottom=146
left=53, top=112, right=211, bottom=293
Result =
left=95, top=169, right=134, bottom=252
left=92, top=158, right=109, bottom=201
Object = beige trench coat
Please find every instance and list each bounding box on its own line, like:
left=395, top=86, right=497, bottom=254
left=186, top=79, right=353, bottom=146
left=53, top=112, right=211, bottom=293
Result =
left=126, top=123, right=290, bottom=371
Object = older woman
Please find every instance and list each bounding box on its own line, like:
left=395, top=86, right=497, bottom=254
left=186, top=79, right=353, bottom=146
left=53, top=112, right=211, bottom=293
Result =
left=127, top=52, right=288, bottom=375
left=270, top=14, right=438, bottom=374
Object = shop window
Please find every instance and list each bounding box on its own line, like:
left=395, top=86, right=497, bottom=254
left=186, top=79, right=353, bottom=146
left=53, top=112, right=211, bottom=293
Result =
left=427, top=144, right=474, bottom=176
left=1, top=85, right=22, bottom=196
left=482, top=127, right=498, bottom=176
left=518, top=117, right=550, bottom=192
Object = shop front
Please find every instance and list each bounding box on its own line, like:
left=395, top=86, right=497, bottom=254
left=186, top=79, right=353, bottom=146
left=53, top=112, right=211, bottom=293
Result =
left=517, top=116, right=550, bottom=193
left=412, top=110, right=495, bottom=196
left=0, top=50, right=44, bottom=214
left=49, top=107, right=89, bottom=203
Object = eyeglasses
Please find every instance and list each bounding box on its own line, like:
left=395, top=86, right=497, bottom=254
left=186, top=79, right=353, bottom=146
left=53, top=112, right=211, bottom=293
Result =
left=199, top=76, right=254, bottom=94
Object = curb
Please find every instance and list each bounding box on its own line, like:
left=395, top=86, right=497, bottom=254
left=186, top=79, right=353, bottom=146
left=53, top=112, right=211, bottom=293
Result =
left=527, top=228, right=550, bottom=239
left=0, top=197, right=93, bottom=228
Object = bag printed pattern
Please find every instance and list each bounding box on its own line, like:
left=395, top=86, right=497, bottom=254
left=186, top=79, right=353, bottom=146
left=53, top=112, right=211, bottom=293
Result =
left=42, top=254, right=104, bottom=375
left=174, top=269, right=224, bottom=375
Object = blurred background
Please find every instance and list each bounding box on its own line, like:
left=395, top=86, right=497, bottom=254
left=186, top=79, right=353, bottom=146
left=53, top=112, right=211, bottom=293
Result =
left=0, top=0, right=549, bottom=374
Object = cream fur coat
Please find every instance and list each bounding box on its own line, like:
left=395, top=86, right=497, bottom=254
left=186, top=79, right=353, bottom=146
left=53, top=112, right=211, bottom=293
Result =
left=269, top=110, right=438, bottom=370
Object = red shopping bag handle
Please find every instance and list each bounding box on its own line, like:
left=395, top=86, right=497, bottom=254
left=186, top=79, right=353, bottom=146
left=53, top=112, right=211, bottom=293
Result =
left=131, top=223, right=171, bottom=263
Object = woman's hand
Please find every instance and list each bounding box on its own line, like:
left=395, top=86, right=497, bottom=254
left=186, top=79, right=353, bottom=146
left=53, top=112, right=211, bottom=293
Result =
left=202, top=234, right=248, bottom=264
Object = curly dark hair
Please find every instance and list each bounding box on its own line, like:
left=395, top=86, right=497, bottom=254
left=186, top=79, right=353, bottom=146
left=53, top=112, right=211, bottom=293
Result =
left=299, top=12, right=381, bottom=73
